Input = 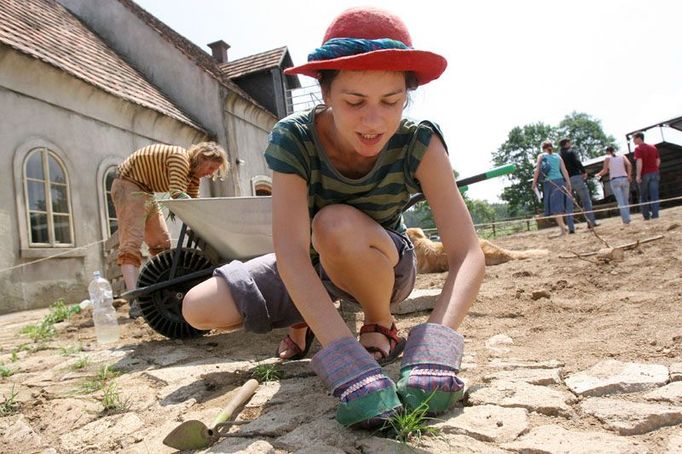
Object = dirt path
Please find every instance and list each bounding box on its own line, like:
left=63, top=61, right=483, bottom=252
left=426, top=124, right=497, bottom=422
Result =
left=1, top=206, right=681, bottom=453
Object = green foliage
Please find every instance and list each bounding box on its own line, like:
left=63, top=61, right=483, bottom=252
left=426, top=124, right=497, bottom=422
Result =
left=43, top=299, right=81, bottom=324
left=19, top=320, right=56, bottom=343
left=0, top=386, right=19, bottom=416
left=0, top=363, right=12, bottom=378
left=465, top=199, right=496, bottom=225
left=19, top=298, right=81, bottom=344
left=557, top=112, right=617, bottom=160
left=409, top=201, right=436, bottom=229
left=70, top=356, right=90, bottom=370
left=492, top=122, right=556, bottom=215
left=101, top=383, right=130, bottom=413
left=78, top=364, right=120, bottom=394
left=382, top=398, right=440, bottom=443
left=493, top=112, right=616, bottom=214
left=10, top=351, right=18, bottom=363
left=60, top=344, right=84, bottom=356
left=251, top=364, right=283, bottom=382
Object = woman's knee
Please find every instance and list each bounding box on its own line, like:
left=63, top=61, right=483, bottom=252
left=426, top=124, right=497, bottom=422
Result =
left=182, top=277, right=241, bottom=329
left=312, top=205, right=366, bottom=253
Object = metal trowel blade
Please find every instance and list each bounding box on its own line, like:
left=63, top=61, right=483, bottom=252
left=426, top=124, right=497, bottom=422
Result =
left=162, top=419, right=211, bottom=450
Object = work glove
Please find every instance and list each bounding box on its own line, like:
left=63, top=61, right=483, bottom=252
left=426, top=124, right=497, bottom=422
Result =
left=396, top=323, right=465, bottom=415
left=311, top=337, right=402, bottom=428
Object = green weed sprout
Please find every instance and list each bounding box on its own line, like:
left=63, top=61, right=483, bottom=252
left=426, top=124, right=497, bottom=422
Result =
left=251, top=363, right=283, bottom=382
left=382, top=396, right=440, bottom=443
left=70, top=356, right=90, bottom=370
left=0, top=363, right=12, bottom=378
left=44, top=298, right=81, bottom=324
left=101, top=383, right=130, bottom=413
left=0, top=386, right=19, bottom=416
left=19, top=320, right=55, bottom=343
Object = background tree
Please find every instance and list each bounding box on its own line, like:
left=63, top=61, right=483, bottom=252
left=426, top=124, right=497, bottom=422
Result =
left=492, top=122, right=556, bottom=215
left=557, top=112, right=617, bottom=159
left=493, top=112, right=617, bottom=215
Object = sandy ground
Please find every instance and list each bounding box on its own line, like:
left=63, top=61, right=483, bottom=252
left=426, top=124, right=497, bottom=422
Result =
left=0, top=205, right=680, bottom=453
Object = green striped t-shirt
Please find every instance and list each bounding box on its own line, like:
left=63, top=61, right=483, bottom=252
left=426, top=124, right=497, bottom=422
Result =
left=264, top=106, right=446, bottom=232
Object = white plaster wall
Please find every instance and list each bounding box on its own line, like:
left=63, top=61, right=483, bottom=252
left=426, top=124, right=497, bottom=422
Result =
left=0, top=47, right=206, bottom=313
left=58, top=0, right=278, bottom=198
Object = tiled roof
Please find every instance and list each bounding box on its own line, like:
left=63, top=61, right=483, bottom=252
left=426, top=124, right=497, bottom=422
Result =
left=0, top=0, right=206, bottom=132
left=0, top=0, right=204, bottom=132
left=219, top=46, right=288, bottom=79
left=116, top=0, right=270, bottom=114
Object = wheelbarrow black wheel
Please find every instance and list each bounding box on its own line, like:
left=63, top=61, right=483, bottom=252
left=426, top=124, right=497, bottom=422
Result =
left=137, top=248, right=214, bottom=339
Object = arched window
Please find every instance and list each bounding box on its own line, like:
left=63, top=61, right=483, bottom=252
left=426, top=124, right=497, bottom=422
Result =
left=104, top=166, right=118, bottom=236
left=23, top=148, right=74, bottom=246
left=251, top=175, right=272, bottom=196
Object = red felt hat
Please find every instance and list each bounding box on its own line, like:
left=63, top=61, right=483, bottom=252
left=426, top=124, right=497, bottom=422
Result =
left=284, top=7, right=447, bottom=86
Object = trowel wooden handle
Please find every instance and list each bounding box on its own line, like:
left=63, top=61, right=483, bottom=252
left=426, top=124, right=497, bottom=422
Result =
left=211, top=379, right=259, bottom=427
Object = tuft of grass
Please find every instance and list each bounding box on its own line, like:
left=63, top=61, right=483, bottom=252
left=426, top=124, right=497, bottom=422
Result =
left=60, top=344, right=84, bottom=356
left=10, top=351, right=18, bottom=363
left=251, top=363, right=283, bottom=382
left=19, top=320, right=56, bottom=343
left=78, top=364, right=121, bottom=394
left=43, top=299, right=81, bottom=324
left=70, top=356, right=90, bottom=370
left=96, top=364, right=121, bottom=381
left=0, top=363, right=12, bottom=378
left=0, top=386, right=19, bottom=416
left=382, top=398, right=440, bottom=444
left=101, top=383, right=130, bottom=413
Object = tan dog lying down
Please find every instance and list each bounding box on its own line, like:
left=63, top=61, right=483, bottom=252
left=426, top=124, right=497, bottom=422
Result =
left=406, top=227, right=548, bottom=273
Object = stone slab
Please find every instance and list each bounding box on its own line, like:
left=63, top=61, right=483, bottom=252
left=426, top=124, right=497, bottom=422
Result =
left=644, top=381, right=682, bottom=404
left=580, top=397, right=682, bottom=435
left=360, top=434, right=507, bottom=454
left=239, top=377, right=336, bottom=437
left=483, top=367, right=562, bottom=385
left=391, top=288, right=440, bottom=314
left=205, top=439, right=275, bottom=454
left=565, top=359, right=669, bottom=397
left=665, top=433, right=682, bottom=453
left=435, top=404, right=529, bottom=443
left=502, top=424, right=646, bottom=454
left=488, top=359, right=564, bottom=370
left=59, top=413, right=144, bottom=452
left=468, top=380, right=575, bottom=417
left=275, top=415, right=358, bottom=452
left=670, top=363, right=682, bottom=382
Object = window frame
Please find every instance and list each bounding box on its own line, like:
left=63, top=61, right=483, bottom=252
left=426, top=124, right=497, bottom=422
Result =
left=99, top=163, right=120, bottom=238
left=22, top=147, right=75, bottom=248
left=250, top=175, right=272, bottom=196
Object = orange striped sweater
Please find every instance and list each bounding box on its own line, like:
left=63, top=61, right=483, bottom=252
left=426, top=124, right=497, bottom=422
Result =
left=117, top=144, right=200, bottom=198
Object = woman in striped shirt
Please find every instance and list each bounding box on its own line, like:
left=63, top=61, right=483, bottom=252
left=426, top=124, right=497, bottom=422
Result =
left=112, top=141, right=227, bottom=314
left=183, top=7, right=485, bottom=428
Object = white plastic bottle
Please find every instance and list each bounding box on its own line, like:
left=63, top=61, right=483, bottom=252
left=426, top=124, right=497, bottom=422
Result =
left=87, top=271, right=120, bottom=344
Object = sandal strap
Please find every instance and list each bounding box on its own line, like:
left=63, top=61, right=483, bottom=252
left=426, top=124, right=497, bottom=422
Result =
left=359, top=322, right=400, bottom=348
left=279, top=334, right=303, bottom=357
left=291, top=322, right=308, bottom=329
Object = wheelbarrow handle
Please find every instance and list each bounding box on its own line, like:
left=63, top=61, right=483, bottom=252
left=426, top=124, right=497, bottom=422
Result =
left=211, top=379, right=259, bottom=428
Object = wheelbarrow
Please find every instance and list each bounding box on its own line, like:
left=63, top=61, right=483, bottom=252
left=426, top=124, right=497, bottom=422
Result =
left=123, top=165, right=515, bottom=339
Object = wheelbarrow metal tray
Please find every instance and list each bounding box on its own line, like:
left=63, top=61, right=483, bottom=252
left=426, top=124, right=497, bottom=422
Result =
left=161, top=196, right=273, bottom=261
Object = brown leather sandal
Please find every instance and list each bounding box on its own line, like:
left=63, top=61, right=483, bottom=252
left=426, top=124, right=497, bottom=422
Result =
left=276, top=322, right=315, bottom=361
left=359, top=322, right=406, bottom=366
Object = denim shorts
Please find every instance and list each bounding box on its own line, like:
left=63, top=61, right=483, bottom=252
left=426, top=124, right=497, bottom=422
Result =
left=213, top=229, right=417, bottom=333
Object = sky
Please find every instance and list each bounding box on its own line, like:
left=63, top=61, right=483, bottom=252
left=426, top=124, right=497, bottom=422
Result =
left=136, top=0, right=682, bottom=202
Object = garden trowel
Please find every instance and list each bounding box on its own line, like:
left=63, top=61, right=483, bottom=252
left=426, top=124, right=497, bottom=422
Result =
left=163, top=378, right=259, bottom=450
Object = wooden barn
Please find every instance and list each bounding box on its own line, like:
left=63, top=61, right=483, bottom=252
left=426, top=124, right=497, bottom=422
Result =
left=583, top=115, right=682, bottom=218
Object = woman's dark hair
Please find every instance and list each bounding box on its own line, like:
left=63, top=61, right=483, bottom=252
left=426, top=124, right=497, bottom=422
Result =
left=605, top=146, right=616, bottom=154
left=318, top=70, right=419, bottom=96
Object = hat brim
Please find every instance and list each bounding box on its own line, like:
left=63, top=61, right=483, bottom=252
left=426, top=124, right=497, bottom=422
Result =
left=284, top=49, right=447, bottom=86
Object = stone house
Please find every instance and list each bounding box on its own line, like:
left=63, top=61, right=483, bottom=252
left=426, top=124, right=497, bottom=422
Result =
left=0, top=0, right=299, bottom=313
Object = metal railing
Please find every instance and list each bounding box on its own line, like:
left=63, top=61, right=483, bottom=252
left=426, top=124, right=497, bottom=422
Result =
left=286, top=85, right=322, bottom=115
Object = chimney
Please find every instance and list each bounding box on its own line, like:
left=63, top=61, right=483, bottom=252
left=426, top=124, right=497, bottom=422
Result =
left=207, top=40, right=230, bottom=64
